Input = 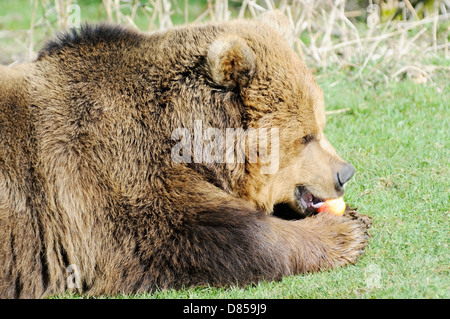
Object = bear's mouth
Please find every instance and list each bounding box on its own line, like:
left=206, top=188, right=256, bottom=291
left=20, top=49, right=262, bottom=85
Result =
left=273, top=187, right=327, bottom=220
left=295, top=186, right=325, bottom=212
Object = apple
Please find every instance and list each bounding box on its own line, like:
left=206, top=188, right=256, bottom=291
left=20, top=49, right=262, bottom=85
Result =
left=316, top=197, right=346, bottom=216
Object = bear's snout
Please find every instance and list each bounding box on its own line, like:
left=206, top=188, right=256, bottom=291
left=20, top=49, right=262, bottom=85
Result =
left=335, top=163, right=355, bottom=191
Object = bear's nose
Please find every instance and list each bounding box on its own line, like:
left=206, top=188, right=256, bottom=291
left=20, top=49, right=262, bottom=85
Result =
left=335, top=163, right=355, bottom=190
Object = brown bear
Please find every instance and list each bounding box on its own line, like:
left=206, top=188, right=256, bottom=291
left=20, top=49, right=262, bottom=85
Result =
left=0, top=11, right=370, bottom=298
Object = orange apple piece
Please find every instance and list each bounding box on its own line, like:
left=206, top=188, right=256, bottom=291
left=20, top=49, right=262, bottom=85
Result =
left=317, top=197, right=346, bottom=216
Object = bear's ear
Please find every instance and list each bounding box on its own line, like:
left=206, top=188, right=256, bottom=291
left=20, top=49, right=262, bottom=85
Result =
left=206, top=35, right=256, bottom=90
left=260, top=10, right=294, bottom=47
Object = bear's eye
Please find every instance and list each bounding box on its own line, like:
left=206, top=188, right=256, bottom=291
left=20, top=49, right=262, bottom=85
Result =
left=302, top=134, right=315, bottom=144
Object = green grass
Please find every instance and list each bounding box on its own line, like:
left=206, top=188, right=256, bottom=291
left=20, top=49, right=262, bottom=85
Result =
left=316, top=69, right=449, bottom=298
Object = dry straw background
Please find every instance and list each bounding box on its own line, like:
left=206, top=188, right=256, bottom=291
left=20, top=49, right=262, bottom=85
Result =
left=1, top=0, right=449, bottom=85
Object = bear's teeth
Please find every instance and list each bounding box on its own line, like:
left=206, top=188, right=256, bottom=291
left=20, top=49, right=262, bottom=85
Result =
left=311, top=202, right=324, bottom=209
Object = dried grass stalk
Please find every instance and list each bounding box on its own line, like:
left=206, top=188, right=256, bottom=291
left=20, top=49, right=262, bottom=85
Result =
left=6, top=0, right=450, bottom=83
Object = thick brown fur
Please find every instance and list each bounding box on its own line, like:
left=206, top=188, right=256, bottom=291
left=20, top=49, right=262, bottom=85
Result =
left=0, top=12, right=370, bottom=298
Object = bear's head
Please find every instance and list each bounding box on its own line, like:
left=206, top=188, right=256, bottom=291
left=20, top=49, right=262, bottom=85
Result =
left=206, top=11, right=355, bottom=215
